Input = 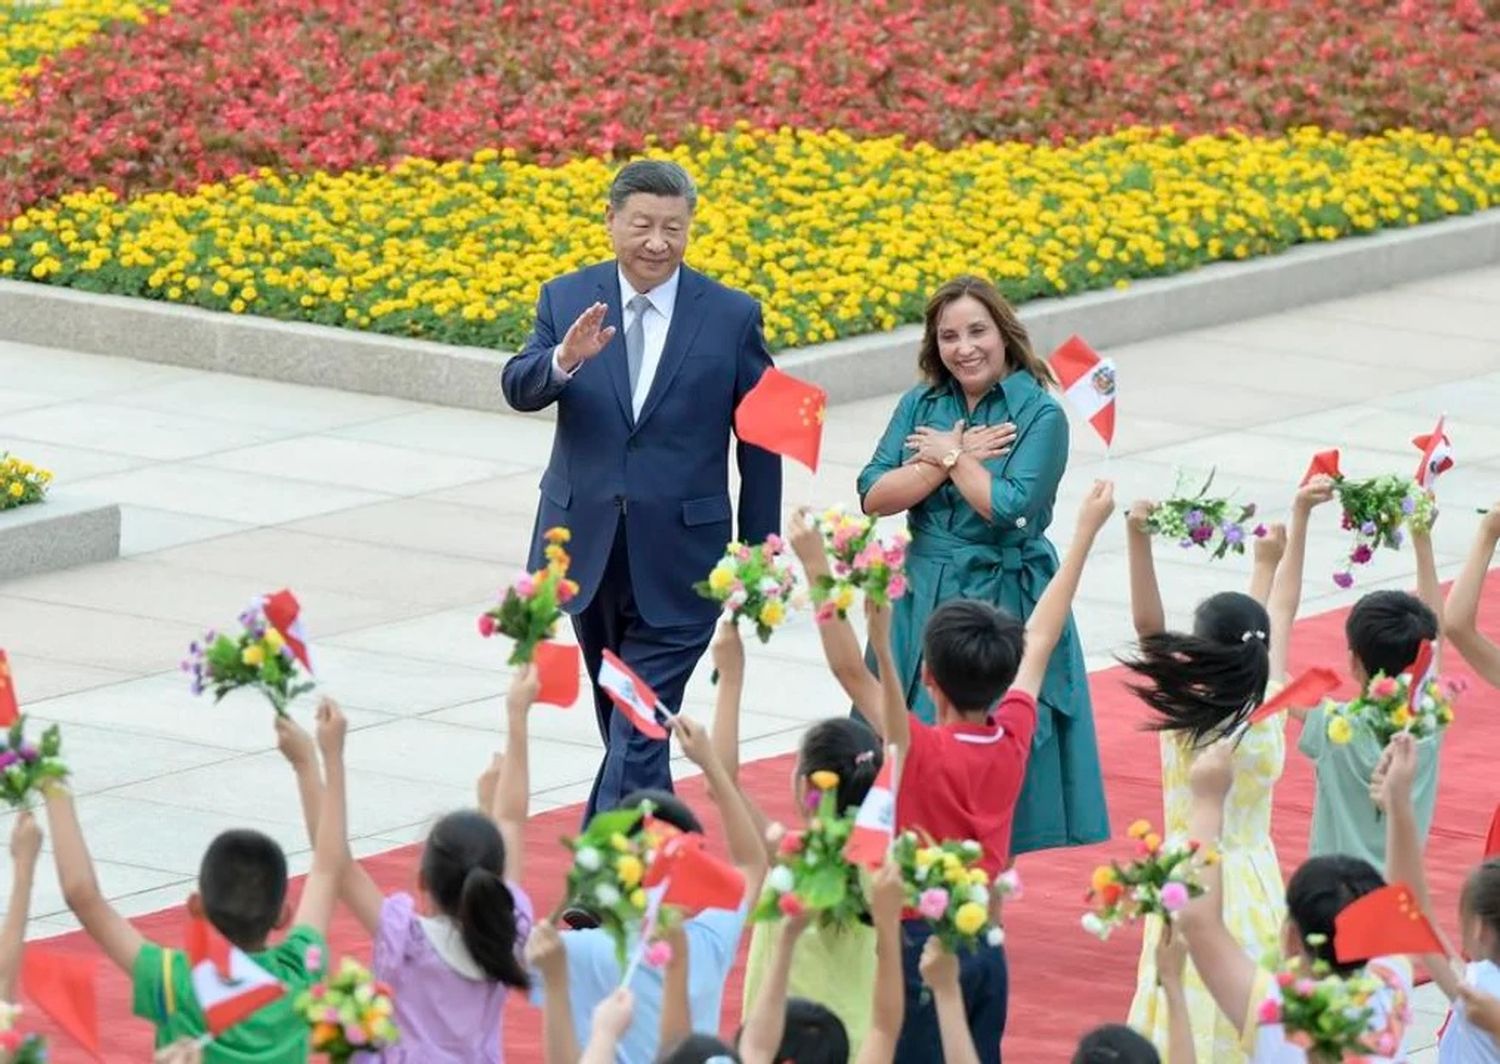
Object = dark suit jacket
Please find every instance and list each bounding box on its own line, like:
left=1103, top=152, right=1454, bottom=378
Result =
left=501, top=261, right=783, bottom=627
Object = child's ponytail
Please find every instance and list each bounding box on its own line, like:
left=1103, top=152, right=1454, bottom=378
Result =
left=458, top=867, right=530, bottom=990
left=421, top=810, right=530, bottom=991
left=797, top=718, right=884, bottom=814
left=1123, top=591, right=1271, bottom=746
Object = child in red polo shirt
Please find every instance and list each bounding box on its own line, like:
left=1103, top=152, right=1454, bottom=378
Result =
left=799, top=481, right=1115, bottom=1064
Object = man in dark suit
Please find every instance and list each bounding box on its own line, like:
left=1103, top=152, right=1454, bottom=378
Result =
left=501, top=160, right=783, bottom=822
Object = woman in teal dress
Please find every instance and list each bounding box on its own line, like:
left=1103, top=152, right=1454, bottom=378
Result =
left=857, top=275, right=1108, bottom=855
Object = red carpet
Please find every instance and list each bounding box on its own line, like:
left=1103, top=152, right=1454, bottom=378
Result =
left=19, top=576, right=1500, bottom=1062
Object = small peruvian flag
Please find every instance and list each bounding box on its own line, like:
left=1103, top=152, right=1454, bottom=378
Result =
left=843, top=746, right=898, bottom=869
left=186, top=916, right=286, bottom=1035
left=1049, top=336, right=1116, bottom=448
left=596, top=649, right=671, bottom=740
left=1413, top=415, right=1454, bottom=492
left=261, top=589, right=314, bottom=673
left=1407, top=639, right=1437, bottom=719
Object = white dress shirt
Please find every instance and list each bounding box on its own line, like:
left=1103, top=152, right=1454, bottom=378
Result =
left=551, top=266, right=681, bottom=420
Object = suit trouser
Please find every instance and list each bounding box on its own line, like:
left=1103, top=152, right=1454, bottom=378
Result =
left=574, top=524, right=716, bottom=824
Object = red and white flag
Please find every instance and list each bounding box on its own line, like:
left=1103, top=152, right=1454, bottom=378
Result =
left=844, top=746, right=898, bottom=869
left=597, top=649, right=670, bottom=739
left=1413, top=416, right=1454, bottom=492
left=1407, top=639, right=1437, bottom=719
left=186, top=916, right=285, bottom=1035
left=261, top=589, right=314, bottom=673
left=1049, top=336, right=1116, bottom=448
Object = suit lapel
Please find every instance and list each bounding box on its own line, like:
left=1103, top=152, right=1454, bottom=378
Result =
left=634, top=267, right=706, bottom=432
left=595, top=267, right=634, bottom=426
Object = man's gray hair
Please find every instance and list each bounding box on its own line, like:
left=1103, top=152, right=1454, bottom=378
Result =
left=608, top=160, right=698, bottom=212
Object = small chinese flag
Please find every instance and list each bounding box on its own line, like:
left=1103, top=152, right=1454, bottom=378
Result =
left=1248, top=667, right=1344, bottom=726
left=1334, top=883, right=1446, bottom=963
left=1300, top=449, right=1342, bottom=487
left=643, top=833, right=746, bottom=914
left=534, top=641, right=581, bottom=708
left=0, top=648, right=18, bottom=727
left=844, top=747, right=898, bottom=869
left=734, top=368, right=826, bottom=472
left=22, top=949, right=101, bottom=1059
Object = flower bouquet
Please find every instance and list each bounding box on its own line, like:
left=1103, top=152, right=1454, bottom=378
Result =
left=752, top=770, right=868, bottom=930
left=1081, top=819, right=1214, bottom=939
left=294, top=957, right=399, bottom=1062
left=891, top=832, right=1015, bottom=952
left=1257, top=953, right=1399, bottom=1062
left=1324, top=670, right=1458, bottom=748
left=0, top=718, right=67, bottom=810
left=478, top=526, right=578, bottom=665
left=559, top=805, right=678, bottom=968
left=0, top=454, right=51, bottom=513
left=695, top=535, right=800, bottom=641
left=184, top=600, right=314, bottom=717
left=1331, top=474, right=1435, bottom=589
left=1144, top=469, right=1265, bottom=560
left=808, top=506, right=910, bottom=622
left=0, top=1002, right=46, bottom=1064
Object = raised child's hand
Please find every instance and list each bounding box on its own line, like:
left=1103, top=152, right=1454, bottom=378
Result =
left=525, top=919, right=567, bottom=981
left=274, top=714, right=316, bottom=770
left=1076, top=480, right=1116, bottom=536
left=1295, top=475, right=1336, bottom=513
left=710, top=621, right=744, bottom=683
left=787, top=507, right=825, bottom=569
left=919, top=936, right=960, bottom=994
left=9, top=809, right=41, bottom=867
left=1374, top=732, right=1417, bottom=814
left=314, top=697, right=347, bottom=759
left=865, top=599, right=892, bottom=651
left=476, top=752, right=504, bottom=812
left=1187, top=739, right=1234, bottom=805
left=1126, top=499, right=1156, bottom=535
left=591, top=987, right=635, bottom=1041
left=1254, top=523, right=1287, bottom=567
left=507, top=662, right=541, bottom=712
left=867, top=860, right=905, bottom=930
left=1155, top=923, right=1189, bottom=993
left=1481, top=502, right=1500, bottom=543
left=669, top=714, right=715, bottom=769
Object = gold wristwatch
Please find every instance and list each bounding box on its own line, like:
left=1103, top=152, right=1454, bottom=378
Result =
left=941, top=447, right=963, bottom=469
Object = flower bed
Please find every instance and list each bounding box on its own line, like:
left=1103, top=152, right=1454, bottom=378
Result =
left=2, top=126, right=1493, bottom=351
left=0, top=0, right=165, bottom=103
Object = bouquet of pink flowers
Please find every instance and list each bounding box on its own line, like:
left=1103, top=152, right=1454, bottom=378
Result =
left=694, top=535, right=800, bottom=644
left=1324, top=670, right=1458, bottom=748
left=809, top=506, right=909, bottom=622
left=478, top=526, right=579, bottom=665
left=1257, top=951, right=1399, bottom=1062
left=1081, top=819, right=1214, bottom=940
left=752, top=770, right=868, bottom=931
left=891, top=832, right=1016, bottom=952
left=294, top=957, right=399, bottom=1062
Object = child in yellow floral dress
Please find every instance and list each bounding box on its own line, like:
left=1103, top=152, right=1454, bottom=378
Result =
left=1120, top=479, right=1330, bottom=1062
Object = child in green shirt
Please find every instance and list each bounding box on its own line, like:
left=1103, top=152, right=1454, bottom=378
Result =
left=43, top=699, right=351, bottom=1061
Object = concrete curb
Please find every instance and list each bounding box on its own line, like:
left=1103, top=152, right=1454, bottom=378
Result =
left=0, top=209, right=1495, bottom=410
left=0, top=493, right=121, bottom=581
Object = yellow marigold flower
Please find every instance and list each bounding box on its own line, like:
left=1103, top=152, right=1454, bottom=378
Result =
left=1090, top=865, right=1117, bottom=893
left=544, top=543, right=567, bottom=564
left=759, top=599, right=785, bottom=627
left=616, top=854, right=644, bottom=888
left=914, top=849, right=936, bottom=870
left=1327, top=715, right=1354, bottom=745
left=968, top=868, right=989, bottom=886
left=808, top=769, right=840, bottom=791
left=954, top=902, right=987, bottom=936
left=707, top=566, right=735, bottom=594
left=263, top=628, right=285, bottom=652
left=6, top=482, right=22, bottom=498
left=544, top=526, right=571, bottom=544
left=832, top=585, right=856, bottom=612
left=242, top=644, right=265, bottom=667
left=1127, top=819, right=1152, bottom=840
left=629, top=888, right=646, bottom=910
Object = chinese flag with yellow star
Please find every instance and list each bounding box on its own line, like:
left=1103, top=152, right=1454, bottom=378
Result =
left=0, top=648, right=18, bottom=727
left=734, top=368, right=826, bottom=472
left=1334, top=883, right=1447, bottom=963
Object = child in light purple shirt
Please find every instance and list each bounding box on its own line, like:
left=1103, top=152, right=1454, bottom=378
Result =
left=279, top=665, right=543, bottom=1063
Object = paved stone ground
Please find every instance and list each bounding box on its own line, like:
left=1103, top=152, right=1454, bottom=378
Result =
left=1, top=265, right=1498, bottom=1057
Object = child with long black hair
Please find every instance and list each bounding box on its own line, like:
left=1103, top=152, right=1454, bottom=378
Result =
left=1123, top=478, right=1331, bottom=1062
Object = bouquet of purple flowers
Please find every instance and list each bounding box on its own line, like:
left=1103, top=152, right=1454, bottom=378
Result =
left=1145, top=469, right=1266, bottom=560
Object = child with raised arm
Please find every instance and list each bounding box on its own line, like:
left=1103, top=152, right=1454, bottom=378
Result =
left=46, top=698, right=345, bottom=1060
left=868, top=480, right=1116, bottom=1064
left=1443, top=501, right=1500, bottom=857
left=1121, top=483, right=1313, bottom=1063
left=278, top=667, right=538, bottom=1063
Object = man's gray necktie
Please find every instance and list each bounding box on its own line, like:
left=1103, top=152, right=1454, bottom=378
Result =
left=625, top=294, right=650, bottom=401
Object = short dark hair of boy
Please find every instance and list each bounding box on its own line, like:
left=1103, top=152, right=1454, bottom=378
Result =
left=774, top=999, right=850, bottom=1064
left=617, top=789, right=704, bottom=835
left=1462, top=858, right=1500, bottom=942
left=1345, top=590, right=1438, bottom=680
left=922, top=600, right=1025, bottom=714
left=199, top=829, right=289, bottom=949
left=1286, top=854, right=1385, bottom=975
left=1072, top=1023, right=1161, bottom=1063
left=658, top=1033, right=743, bottom=1063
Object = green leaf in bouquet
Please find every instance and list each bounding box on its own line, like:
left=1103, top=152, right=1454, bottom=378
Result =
left=39, top=724, right=61, bottom=758
left=801, top=862, right=848, bottom=910
left=580, top=807, right=646, bottom=845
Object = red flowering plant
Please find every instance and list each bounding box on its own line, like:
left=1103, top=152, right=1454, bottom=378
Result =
left=478, top=526, right=578, bottom=665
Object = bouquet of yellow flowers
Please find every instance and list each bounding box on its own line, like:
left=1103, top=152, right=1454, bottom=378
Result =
left=891, top=832, right=1015, bottom=952
left=1324, top=668, right=1458, bottom=747
left=294, top=957, right=399, bottom=1062
left=752, top=770, right=868, bottom=930
left=559, top=805, right=680, bottom=968
left=1081, top=819, right=1213, bottom=940
left=1257, top=950, right=1399, bottom=1061
left=478, top=526, right=578, bottom=665
left=0, top=453, right=51, bottom=512
left=809, top=506, right=910, bottom=622
left=694, top=536, right=800, bottom=677
left=185, top=599, right=314, bottom=717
